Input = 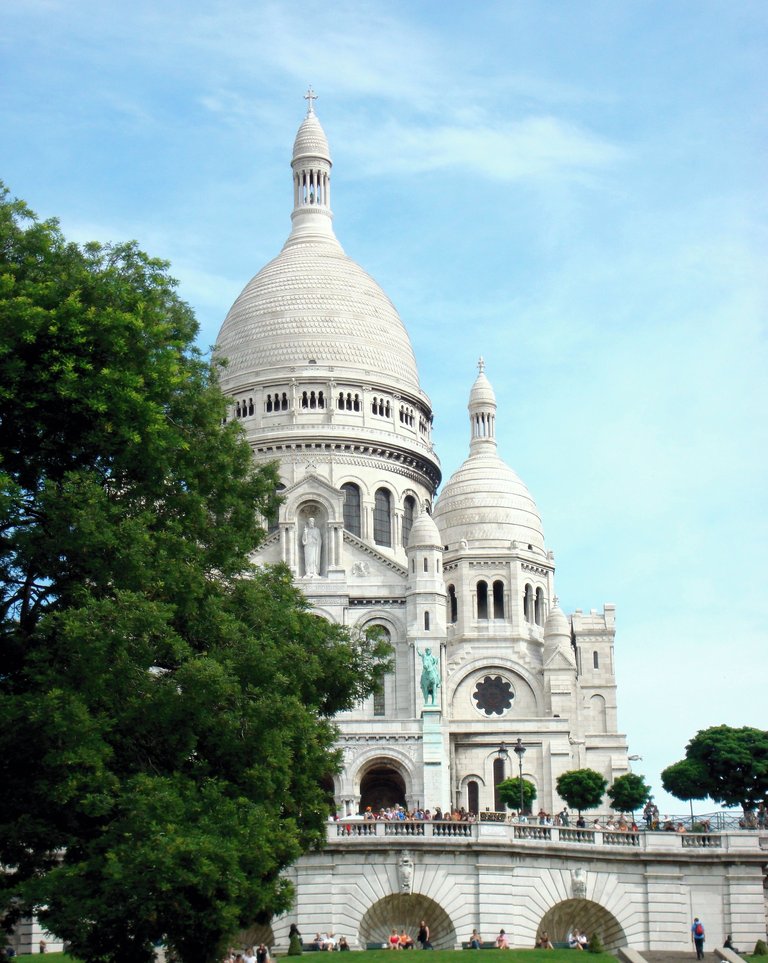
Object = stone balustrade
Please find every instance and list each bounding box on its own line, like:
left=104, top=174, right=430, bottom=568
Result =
left=329, top=819, right=765, bottom=853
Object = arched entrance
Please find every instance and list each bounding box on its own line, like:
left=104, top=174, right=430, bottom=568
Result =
left=359, top=763, right=406, bottom=813
left=537, top=899, right=626, bottom=951
left=358, top=894, right=455, bottom=950
left=236, top=923, right=275, bottom=951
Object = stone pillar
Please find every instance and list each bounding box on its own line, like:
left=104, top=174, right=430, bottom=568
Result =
left=422, top=706, right=451, bottom=811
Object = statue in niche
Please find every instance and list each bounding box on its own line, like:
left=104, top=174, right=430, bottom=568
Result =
left=398, top=851, right=414, bottom=893
left=416, top=645, right=440, bottom=706
left=302, top=517, right=322, bottom=577
left=571, top=867, right=587, bottom=899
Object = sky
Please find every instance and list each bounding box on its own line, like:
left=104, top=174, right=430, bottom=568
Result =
left=2, top=0, right=766, bottom=815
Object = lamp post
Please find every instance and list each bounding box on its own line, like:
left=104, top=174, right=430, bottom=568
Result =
left=495, top=743, right=509, bottom=814
left=513, top=737, right=526, bottom=816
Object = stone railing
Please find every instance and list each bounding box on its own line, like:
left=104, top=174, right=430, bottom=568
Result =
left=329, top=820, right=764, bottom=854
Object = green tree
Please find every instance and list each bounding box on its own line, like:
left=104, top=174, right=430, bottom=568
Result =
left=607, top=773, right=651, bottom=817
left=664, top=726, right=768, bottom=814
left=661, top=758, right=710, bottom=822
left=497, top=777, right=537, bottom=814
left=556, top=769, right=608, bottom=816
left=0, top=186, right=390, bottom=963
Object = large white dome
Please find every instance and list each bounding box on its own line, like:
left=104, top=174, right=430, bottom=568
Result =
left=216, top=239, right=420, bottom=391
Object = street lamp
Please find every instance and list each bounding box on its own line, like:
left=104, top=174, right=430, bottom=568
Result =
left=513, top=737, right=526, bottom=816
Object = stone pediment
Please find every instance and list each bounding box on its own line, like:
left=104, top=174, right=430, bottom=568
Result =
left=544, top=648, right=577, bottom=671
left=281, top=472, right=345, bottom=522
left=343, top=531, right=408, bottom=579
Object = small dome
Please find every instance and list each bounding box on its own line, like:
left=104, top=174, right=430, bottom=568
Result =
left=292, top=110, right=331, bottom=162
left=469, top=360, right=496, bottom=409
left=407, top=509, right=442, bottom=550
left=433, top=451, right=544, bottom=550
left=544, top=604, right=570, bottom=640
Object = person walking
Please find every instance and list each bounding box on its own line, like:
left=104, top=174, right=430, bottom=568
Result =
left=691, top=918, right=705, bottom=960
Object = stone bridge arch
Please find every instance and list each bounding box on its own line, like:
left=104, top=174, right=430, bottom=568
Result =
left=537, top=898, right=626, bottom=951
left=358, top=894, right=455, bottom=950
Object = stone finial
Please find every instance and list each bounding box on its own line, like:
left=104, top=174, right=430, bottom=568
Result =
left=478, top=356, right=485, bottom=374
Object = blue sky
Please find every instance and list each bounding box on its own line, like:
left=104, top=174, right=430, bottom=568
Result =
left=3, top=0, right=766, bottom=814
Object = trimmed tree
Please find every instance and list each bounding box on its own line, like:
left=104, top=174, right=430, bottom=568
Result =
left=663, top=726, right=768, bottom=815
left=661, top=758, right=709, bottom=823
left=497, top=777, right=538, bottom=814
left=0, top=186, right=391, bottom=963
left=607, top=773, right=651, bottom=818
left=556, top=769, right=608, bottom=816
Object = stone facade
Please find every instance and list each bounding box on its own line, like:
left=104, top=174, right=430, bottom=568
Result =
left=212, top=98, right=768, bottom=953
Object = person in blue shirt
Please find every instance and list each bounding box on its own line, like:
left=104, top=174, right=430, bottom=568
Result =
left=691, top=918, right=705, bottom=959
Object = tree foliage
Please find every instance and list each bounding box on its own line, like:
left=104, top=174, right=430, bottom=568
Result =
left=663, top=725, right=768, bottom=812
left=660, top=758, right=710, bottom=805
left=0, top=186, right=390, bottom=963
left=607, top=773, right=651, bottom=815
left=556, top=769, right=608, bottom=815
left=497, top=777, right=537, bottom=813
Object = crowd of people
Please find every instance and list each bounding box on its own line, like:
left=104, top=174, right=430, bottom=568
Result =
left=222, top=945, right=270, bottom=963
left=333, top=806, right=479, bottom=822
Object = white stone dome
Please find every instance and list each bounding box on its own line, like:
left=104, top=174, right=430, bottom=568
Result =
left=544, top=604, right=570, bottom=640
left=216, top=101, right=421, bottom=395
left=433, top=450, right=544, bottom=551
left=433, top=361, right=545, bottom=551
left=216, top=240, right=421, bottom=391
left=407, top=509, right=442, bottom=550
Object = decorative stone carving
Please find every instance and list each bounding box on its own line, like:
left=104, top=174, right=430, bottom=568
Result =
left=398, top=850, right=414, bottom=893
left=571, top=867, right=587, bottom=899
left=351, top=560, right=370, bottom=577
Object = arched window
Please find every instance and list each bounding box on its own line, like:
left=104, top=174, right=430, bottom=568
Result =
left=373, top=687, right=385, bottom=716
left=492, top=580, right=505, bottom=619
left=374, top=488, right=392, bottom=546
left=535, top=587, right=544, bottom=626
left=493, top=757, right=505, bottom=811
left=341, top=483, right=361, bottom=537
left=447, top=584, right=458, bottom=623
left=423, top=557, right=428, bottom=572
left=424, top=611, right=430, bottom=631
left=402, top=495, right=415, bottom=547
left=467, top=780, right=479, bottom=815
left=593, top=650, right=599, bottom=669
left=523, top=583, right=533, bottom=623
left=477, top=580, right=489, bottom=620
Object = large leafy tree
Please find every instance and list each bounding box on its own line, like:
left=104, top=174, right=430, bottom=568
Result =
left=664, top=726, right=768, bottom=813
left=556, top=768, right=608, bottom=816
left=0, top=186, right=390, bottom=963
left=607, top=773, right=651, bottom=817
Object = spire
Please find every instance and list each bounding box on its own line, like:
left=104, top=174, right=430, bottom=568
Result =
left=287, top=90, right=335, bottom=243
left=468, top=357, right=497, bottom=454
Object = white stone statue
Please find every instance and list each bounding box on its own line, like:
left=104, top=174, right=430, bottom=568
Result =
left=571, top=867, right=587, bottom=899
left=302, top=517, right=322, bottom=577
left=398, top=850, right=414, bottom=893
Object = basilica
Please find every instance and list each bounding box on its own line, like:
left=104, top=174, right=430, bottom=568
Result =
left=214, top=94, right=630, bottom=819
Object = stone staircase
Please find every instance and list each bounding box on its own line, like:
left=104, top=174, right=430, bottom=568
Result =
left=639, top=953, right=719, bottom=962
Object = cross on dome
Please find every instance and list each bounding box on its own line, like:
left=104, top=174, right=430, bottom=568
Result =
left=478, top=356, right=485, bottom=373
left=304, top=86, right=318, bottom=115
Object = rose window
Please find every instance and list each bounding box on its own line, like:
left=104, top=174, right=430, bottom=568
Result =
left=472, top=675, right=514, bottom=716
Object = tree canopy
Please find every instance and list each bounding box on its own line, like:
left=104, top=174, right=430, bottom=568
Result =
left=497, top=777, right=537, bottom=814
left=663, top=725, right=768, bottom=812
left=607, top=773, right=651, bottom=815
left=556, top=769, right=608, bottom=815
left=0, top=186, right=390, bottom=963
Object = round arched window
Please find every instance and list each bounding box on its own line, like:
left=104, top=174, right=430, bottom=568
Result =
left=472, top=675, right=515, bottom=716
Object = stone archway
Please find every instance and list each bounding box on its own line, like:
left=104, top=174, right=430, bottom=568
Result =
left=537, top=898, right=626, bottom=951
left=359, top=763, right=406, bottom=813
left=236, top=923, right=275, bottom=952
left=358, top=894, right=455, bottom=950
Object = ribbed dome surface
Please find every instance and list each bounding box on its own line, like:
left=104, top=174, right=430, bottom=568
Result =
left=407, top=509, right=442, bottom=549
left=433, top=451, right=544, bottom=550
left=216, top=239, right=421, bottom=390
left=293, top=111, right=331, bottom=161
left=544, top=605, right=570, bottom=639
